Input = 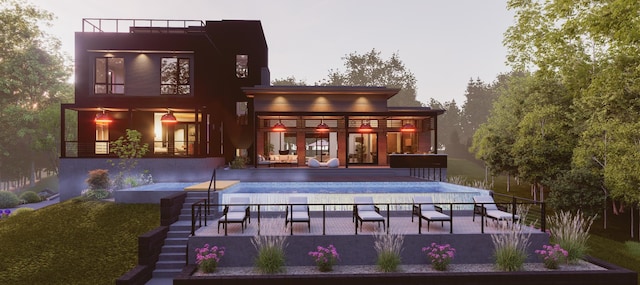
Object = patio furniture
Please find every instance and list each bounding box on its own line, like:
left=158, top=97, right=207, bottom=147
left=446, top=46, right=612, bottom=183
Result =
left=285, top=196, right=311, bottom=234
left=472, top=195, right=519, bottom=226
left=217, top=196, right=251, bottom=236
left=307, top=157, right=339, bottom=168
left=412, top=196, right=452, bottom=234
left=353, top=196, right=386, bottom=234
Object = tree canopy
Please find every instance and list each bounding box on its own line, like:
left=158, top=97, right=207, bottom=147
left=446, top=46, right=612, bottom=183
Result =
left=472, top=0, right=640, bottom=231
left=0, top=0, right=72, bottom=189
left=321, top=49, right=423, bottom=107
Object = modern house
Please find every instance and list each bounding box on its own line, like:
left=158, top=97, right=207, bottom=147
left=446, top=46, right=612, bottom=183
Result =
left=58, top=18, right=445, bottom=200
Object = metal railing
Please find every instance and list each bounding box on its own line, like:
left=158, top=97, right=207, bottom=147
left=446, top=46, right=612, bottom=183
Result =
left=82, top=18, right=205, bottom=33
left=190, top=199, right=546, bottom=237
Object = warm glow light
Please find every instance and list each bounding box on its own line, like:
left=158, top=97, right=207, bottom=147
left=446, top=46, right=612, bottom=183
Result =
left=400, top=123, right=416, bottom=132
left=358, top=122, right=373, bottom=133
left=94, top=112, right=112, bottom=124
left=161, top=112, right=177, bottom=124
left=316, top=121, right=329, bottom=132
left=272, top=121, right=286, bottom=132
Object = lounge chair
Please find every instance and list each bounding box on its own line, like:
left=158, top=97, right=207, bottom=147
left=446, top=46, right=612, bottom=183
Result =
left=285, top=196, right=311, bottom=234
left=472, top=195, right=520, bottom=226
left=353, top=196, right=386, bottom=234
left=307, top=157, right=339, bottom=168
left=217, top=196, right=251, bottom=236
left=412, top=196, right=452, bottom=234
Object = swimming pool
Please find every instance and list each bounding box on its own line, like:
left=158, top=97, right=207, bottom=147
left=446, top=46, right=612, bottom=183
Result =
left=220, top=181, right=490, bottom=211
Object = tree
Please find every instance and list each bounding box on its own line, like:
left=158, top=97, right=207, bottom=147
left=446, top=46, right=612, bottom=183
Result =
left=0, top=0, right=71, bottom=188
left=322, top=49, right=423, bottom=107
left=470, top=72, right=527, bottom=192
left=461, top=78, right=499, bottom=146
left=548, top=167, right=606, bottom=218
left=503, top=0, right=640, bottom=236
left=108, top=129, right=150, bottom=190
left=272, top=76, right=307, bottom=86
left=429, top=99, right=463, bottom=153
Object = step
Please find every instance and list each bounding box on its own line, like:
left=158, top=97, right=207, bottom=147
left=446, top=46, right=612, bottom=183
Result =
left=159, top=252, right=186, bottom=262
left=167, top=230, right=191, bottom=239
left=155, top=260, right=184, bottom=270
left=152, top=268, right=183, bottom=279
left=164, top=237, right=188, bottom=246
left=161, top=244, right=187, bottom=254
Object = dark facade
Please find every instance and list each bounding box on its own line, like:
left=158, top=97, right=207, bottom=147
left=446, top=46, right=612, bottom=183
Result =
left=62, top=19, right=268, bottom=163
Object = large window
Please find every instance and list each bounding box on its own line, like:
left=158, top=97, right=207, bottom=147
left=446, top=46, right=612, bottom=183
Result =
left=95, top=57, right=125, bottom=94
left=236, top=55, right=248, bottom=78
left=95, top=122, right=109, bottom=155
left=161, top=58, right=190, bottom=95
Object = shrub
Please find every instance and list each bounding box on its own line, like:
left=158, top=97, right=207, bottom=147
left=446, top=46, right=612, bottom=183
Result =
left=373, top=231, right=404, bottom=272
left=195, top=244, right=225, bottom=273
left=20, top=191, right=41, bottom=204
left=230, top=156, right=248, bottom=169
left=547, top=210, right=596, bottom=263
left=491, top=207, right=532, bottom=271
left=81, top=189, right=112, bottom=201
left=0, top=191, right=20, bottom=208
left=423, top=242, right=456, bottom=271
left=252, top=219, right=287, bottom=274
left=86, top=169, right=110, bottom=190
left=11, top=207, right=34, bottom=217
left=0, top=208, right=11, bottom=219
left=535, top=244, right=568, bottom=269
left=308, top=244, right=340, bottom=272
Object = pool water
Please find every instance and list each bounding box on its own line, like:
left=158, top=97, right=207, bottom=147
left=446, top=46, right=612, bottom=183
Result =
left=220, top=181, right=490, bottom=211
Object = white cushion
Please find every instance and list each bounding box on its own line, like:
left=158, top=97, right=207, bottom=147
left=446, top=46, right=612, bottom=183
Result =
left=421, top=211, right=450, bottom=221
left=326, top=158, right=339, bottom=168
left=486, top=210, right=519, bottom=221
left=358, top=211, right=384, bottom=221
left=474, top=196, right=499, bottom=210
left=287, top=211, right=309, bottom=222
left=308, top=158, right=321, bottom=168
left=222, top=212, right=246, bottom=222
left=413, top=196, right=436, bottom=211
left=355, top=197, right=376, bottom=211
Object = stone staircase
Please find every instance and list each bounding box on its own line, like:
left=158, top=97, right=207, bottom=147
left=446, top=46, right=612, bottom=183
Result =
left=151, top=191, right=213, bottom=278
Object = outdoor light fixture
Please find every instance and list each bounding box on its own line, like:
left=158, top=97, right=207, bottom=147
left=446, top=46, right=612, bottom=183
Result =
left=316, top=118, right=329, bottom=132
left=272, top=117, right=286, bottom=132
left=161, top=109, right=177, bottom=124
left=400, top=122, right=416, bottom=132
left=358, top=120, right=373, bottom=133
left=94, top=110, right=112, bottom=124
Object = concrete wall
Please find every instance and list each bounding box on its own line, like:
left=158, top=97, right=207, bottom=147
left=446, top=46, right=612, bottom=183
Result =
left=59, top=157, right=224, bottom=201
left=187, top=232, right=549, bottom=267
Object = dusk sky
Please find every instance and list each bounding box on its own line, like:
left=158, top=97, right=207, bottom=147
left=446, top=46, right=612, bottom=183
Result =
left=28, top=0, right=515, bottom=105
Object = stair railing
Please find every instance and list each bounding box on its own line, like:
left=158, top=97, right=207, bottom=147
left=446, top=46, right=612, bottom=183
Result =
left=190, top=199, right=207, bottom=236
left=206, top=169, right=216, bottom=215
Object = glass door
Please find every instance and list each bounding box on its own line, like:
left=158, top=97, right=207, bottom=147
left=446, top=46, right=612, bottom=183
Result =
left=348, top=133, right=378, bottom=164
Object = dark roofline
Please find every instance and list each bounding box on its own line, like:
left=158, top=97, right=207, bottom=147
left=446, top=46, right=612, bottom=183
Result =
left=243, top=85, right=401, bottom=100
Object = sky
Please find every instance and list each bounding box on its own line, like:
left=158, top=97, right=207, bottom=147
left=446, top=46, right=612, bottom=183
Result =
left=27, top=0, right=515, bottom=105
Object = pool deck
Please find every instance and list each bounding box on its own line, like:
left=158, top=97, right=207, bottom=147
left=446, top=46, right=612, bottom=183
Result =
left=195, top=212, right=537, bottom=237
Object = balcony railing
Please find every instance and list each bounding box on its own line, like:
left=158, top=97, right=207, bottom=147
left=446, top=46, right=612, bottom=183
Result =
left=82, top=18, right=205, bottom=33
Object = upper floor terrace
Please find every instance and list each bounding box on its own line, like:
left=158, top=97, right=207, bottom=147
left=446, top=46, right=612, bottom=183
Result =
left=81, top=18, right=205, bottom=34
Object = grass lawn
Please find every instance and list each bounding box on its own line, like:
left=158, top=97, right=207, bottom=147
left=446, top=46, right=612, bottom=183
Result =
left=0, top=199, right=159, bottom=285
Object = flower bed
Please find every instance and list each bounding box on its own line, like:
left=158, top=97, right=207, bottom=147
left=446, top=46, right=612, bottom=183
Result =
left=175, top=257, right=636, bottom=285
